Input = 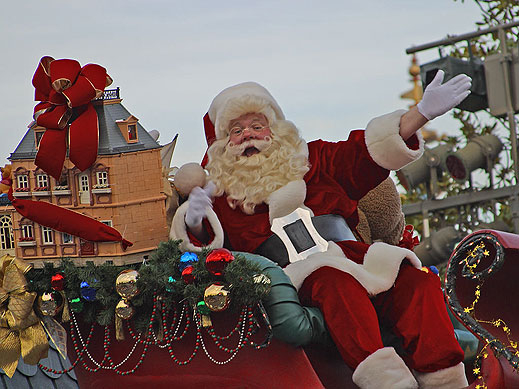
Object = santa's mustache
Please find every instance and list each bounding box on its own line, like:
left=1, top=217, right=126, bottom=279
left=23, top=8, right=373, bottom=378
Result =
left=226, top=136, right=273, bottom=156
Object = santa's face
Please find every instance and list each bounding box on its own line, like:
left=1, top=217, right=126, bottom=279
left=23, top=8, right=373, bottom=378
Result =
left=227, top=112, right=272, bottom=157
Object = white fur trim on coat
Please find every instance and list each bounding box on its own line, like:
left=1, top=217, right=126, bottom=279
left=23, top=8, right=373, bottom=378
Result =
left=352, top=347, right=418, bottom=389
left=415, top=362, right=468, bottom=389
left=170, top=201, right=224, bottom=252
left=365, top=109, right=424, bottom=170
left=283, top=241, right=422, bottom=295
left=208, top=82, right=285, bottom=140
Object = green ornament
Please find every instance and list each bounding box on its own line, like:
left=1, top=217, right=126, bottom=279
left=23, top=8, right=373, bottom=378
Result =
left=166, top=276, right=177, bottom=292
left=70, top=297, right=84, bottom=313
left=197, top=301, right=211, bottom=315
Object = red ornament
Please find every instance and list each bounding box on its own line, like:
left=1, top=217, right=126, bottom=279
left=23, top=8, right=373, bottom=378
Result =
left=182, top=265, right=195, bottom=284
left=51, top=273, right=65, bottom=291
left=205, top=248, right=234, bottom=276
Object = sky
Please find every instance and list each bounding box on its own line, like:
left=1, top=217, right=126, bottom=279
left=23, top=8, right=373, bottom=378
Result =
left=1, top=0, right=484, bottom=169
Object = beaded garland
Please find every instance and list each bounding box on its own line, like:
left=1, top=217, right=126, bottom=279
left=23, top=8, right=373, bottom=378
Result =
left=445, top=232, right=519, bottom=388
left=38, top=295, right=271, bottom=375
left=25, top=240, right=273, bottom=375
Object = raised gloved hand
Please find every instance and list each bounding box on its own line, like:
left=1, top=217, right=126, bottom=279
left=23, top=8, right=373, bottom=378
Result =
left=417, top=70, right=472, bottom=120
left=185, top=181, right=216, bottom=229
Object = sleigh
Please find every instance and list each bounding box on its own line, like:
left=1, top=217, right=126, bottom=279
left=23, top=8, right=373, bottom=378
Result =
left=7, top=228, right=519, bottom=389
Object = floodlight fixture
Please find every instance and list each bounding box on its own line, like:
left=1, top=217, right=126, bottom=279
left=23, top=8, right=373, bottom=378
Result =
left=420, top=56, right=487, bottom=112
left=396, top=143, right=451, bottom=192
left=414, top=226, right=461, bottom=266
left=444, top=134, right=503, bottom=183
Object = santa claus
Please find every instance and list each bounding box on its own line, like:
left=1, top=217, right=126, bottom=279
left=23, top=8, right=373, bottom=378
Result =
left=172, top=72, right=472, bottom=388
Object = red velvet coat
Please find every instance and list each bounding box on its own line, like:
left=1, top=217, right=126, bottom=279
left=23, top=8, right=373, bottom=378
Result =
left=210, top=130, right=413, bottom=264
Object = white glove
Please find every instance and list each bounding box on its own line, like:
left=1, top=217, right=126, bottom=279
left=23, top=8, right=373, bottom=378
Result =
left=417, top=70, right=472, bottom=120
left=185, top=181, right=216, bottom=229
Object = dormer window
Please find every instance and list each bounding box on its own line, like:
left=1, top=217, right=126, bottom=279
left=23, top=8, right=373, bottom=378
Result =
left=128, top=124, right=137, bottom=140
left=116, top=115, right=139, bottom=144
left=34, top=129, right=45, bottom=149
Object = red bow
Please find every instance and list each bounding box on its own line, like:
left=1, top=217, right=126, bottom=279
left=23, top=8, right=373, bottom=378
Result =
left=32, top=56, right=112, bottom=180
left=398, top=224, right=420, bottom=251
left=7, top=187, right=132, bottom=249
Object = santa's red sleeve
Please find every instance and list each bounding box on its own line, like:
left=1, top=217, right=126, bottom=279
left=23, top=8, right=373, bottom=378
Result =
left=311, top=109, right=424, bottom=200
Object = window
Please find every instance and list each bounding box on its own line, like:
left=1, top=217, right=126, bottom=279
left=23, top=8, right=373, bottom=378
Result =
left=34, top=130, right=45, bottom=148
left=0, top=215, right=14, bottom=250
left=22, top=224, right=34, bottom=239
left=116, top=115, right=139, bottom=143
left=17, top=175, right=29, bottom=189
left=42, top=226, right=54, bottom=244
left=62, top=232, right=74, bottom=244
left=36, top=174, right=49, bottom=189
left=128, top=124, right=137, bottom=140
left=101, top=220, right=113, bottom=227
left=57, top=174, right=69, bottom=188
left=97, top=171, right=108, bottom=186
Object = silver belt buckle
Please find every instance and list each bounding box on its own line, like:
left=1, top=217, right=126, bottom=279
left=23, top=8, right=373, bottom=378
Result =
left=270, top=208, right=329, bottom=264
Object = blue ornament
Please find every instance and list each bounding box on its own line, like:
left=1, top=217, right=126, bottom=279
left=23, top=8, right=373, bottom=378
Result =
left=80, top=281, right=97, bottom=301
left=179, top=252, right=198, bottom=272
left=429, top=266, right=439, bottom=275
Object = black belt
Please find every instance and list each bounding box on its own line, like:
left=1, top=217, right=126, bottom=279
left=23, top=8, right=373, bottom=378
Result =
left=254, top=214, right=356, bottom=267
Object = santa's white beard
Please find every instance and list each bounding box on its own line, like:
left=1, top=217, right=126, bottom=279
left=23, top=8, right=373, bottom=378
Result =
left=206, top=120, right=309, bottom=214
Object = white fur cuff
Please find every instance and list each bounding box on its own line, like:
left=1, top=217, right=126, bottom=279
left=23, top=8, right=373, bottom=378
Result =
left=170, top=201, right=224, bottom=252
left=283, top=241, right=422, bottom=295
left=352, top=347, right=418, bottom=389
left=415, top=362, right=468, bottom=389
left=365, top=109, right=424, bottom=170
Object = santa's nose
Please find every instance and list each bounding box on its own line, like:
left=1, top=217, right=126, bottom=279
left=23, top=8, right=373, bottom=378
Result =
left=241, top=128, right=255, bottom=141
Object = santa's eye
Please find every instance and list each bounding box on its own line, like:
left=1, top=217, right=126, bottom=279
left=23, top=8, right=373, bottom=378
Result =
left=230, top=127, right=243, bottom=136
left=251, top=124, right=264, bottom=131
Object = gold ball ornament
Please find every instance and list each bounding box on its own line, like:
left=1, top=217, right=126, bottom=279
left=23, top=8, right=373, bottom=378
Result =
left=409, top=64, right=421, bottom=77
left=116, top=269, right=140, bottom=300
left=115, top=299, right=135, bottom=320
left=203, top=283, right=231, bottom=312
left=38, top=292, right=62, bottom=316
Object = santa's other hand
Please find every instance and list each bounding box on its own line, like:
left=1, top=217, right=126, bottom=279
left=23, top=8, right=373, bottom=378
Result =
left=185, top=184, right=214, bottom=229
left=417, top=70, right=472, bottom=120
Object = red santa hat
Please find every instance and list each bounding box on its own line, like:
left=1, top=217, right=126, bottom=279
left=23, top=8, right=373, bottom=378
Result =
left=203, top=82, right=285, bottom=150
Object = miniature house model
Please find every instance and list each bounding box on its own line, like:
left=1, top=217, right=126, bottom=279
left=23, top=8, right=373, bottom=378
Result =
left=0, top=88, right=169, bottom=266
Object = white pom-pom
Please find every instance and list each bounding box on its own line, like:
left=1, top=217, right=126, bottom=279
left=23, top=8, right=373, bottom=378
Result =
left=174, top=163, right=207, bottom=197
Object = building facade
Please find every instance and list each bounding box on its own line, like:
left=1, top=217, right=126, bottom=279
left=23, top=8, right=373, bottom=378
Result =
left=1, top=89, right=169, bottom=266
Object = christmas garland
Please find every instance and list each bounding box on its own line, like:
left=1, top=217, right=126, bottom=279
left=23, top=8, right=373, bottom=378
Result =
left=26, top=240, right=271, bottom=334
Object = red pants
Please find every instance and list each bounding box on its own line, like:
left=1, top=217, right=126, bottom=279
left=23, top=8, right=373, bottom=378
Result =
left=298, top=264, right=464, bottom=372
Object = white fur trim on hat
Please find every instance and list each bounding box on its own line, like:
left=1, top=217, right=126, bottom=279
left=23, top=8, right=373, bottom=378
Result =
left=365, top=109, right=424, bottom=170
left=282, top=241, right=422, bottom=295
left=208, top=82, right=285, bottom=140
left=352, top=347, right=418, bottom=389
left=414, top=362, right=468, bottom=389
left=170, top=201, right=224, bottom=252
